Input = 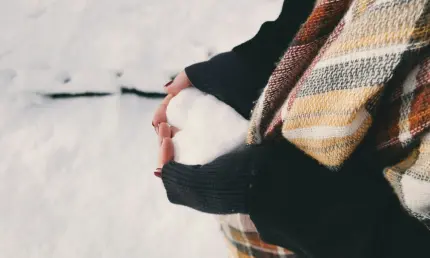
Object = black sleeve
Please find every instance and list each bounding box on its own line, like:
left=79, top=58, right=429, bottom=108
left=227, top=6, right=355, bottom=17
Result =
left=161, top=140, right=430, bottom=258
left=161, top=144, right=265, bottom=214
left=185, top=0, right=315, bottom=119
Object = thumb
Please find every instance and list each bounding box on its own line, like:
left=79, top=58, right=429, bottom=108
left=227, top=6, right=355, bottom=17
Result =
left=159, top=137, right=174, bottom=168
left=165, top=71, right=191, bottom=95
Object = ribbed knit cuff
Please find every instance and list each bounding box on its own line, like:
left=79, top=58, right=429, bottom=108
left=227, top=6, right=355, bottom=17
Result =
left=161, top=145, right=267, bottom=214
left=161, top=161, right=253, bottom=214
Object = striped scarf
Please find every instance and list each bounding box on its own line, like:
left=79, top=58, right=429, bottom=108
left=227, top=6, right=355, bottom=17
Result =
left=222, top=0, right=430, bottom=257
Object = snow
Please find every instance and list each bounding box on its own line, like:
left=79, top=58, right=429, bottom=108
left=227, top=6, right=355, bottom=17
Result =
left=0, top=0, right=282, bottom=257
left=166, top=87, right=248, bottom=165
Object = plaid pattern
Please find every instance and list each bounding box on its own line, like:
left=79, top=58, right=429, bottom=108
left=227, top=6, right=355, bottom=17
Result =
left=378, top=55, right=430, bottom=227
left=224, top=0, right=430, bottom=256
left=384, top=138, right=430, bottom=230
left=223, top=225, right=296, bottom=258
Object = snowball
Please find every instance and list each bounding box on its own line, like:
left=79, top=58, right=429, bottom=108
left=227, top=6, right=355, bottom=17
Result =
left=166, top=87, right=248, bottom=165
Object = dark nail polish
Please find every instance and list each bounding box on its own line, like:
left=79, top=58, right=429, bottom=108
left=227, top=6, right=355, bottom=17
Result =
left=164, top=81, right=173, bottom=87
left=154, top=170, right=161, bottom=178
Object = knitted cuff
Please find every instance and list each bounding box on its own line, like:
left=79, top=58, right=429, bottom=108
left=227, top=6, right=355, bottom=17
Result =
left=161, top=145, right=266, bottom=214
left=161, top=162, right=253, bottom=214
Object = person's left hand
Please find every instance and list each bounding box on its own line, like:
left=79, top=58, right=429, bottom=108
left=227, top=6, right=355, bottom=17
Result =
left=154, top=122, right=179, bottom=178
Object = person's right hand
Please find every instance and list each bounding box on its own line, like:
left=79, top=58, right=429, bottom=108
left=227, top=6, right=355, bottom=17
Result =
left=152, top=71, right=192, bottom=132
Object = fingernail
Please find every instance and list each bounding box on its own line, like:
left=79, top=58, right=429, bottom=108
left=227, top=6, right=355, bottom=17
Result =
left=154, top=168, right=162, bottom=178
left=164, top=81, right=173, bottom=87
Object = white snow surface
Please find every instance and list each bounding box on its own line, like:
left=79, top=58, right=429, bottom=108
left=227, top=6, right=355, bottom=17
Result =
left=0, top=0, right=282, bottom=257
left=167, top=87, right=248, bottom=165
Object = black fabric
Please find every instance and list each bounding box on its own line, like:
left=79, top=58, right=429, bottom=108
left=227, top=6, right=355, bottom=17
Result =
left=251, top=162, right=430, bottom=258
left=248, top=142, right=388, bottom=258
left=374, top=197, right=430, bottom=258
left=185, top=52, right=257, bottom=119
left=162, top=145, right=264, bottom=214
left=251, top=161, right=430, bottom=258
left=185, top=0, right=315, bottom=119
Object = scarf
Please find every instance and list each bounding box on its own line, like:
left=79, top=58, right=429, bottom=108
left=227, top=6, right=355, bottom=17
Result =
left=222, top=0, right=430, bottom=256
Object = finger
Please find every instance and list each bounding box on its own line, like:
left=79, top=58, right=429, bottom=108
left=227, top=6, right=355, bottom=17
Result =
left=152, top=106, right=167, bottom=133
left=170, top=126, right=180, bottom=137
left=165, top=71, right=191, bottom=95
left=152, top=95, right=174, bottom=131
left=158, top=122, right=171, bottom=145
left=161, top=94, right=174, bottom=105
left=158, top=137, right=174, bottom=167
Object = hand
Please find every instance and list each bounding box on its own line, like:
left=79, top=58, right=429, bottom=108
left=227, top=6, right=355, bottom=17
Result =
left=152, top=71, right=191, bottom=131
left=153, top=71, right=190, bottom=177
left=154, top=122, right=177, bottom=178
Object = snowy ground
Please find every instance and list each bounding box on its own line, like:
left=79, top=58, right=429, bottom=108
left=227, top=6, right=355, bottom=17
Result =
left=0, top=1, right=282, bottom=257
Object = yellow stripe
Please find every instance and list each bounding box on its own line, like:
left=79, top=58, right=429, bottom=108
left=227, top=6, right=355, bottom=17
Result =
left=332, top=29, right=414, bottom=54
left=283, top=87, right=380, bottom=130
left=288, top=117, right=372, bottom=166
left=384, top=148, right=420, bottom=194
left=391, top=148, right=421, bottom=172
left=355, top=0, right=372, bottom=17
left=295, top=142, right=356, bottom=166
left=323, top=1, right=423, bottom=58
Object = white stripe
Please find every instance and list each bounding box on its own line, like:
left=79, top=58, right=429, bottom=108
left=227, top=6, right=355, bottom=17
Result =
left=374, top=0, right=395, bottom=5
left=283, top=109, right=370, bottom=140
left=399, top=130, right=413, bottom=145
left=423, top=133, right=430, bottom=143
left=401, top=174, right=430, bottom=219
left=398, top=66, right=418, bottom=145
left=227, top=246, right=235, bottom=258
left=251, top=87, right=267, bottom=144
left=227, top=246, right=236, bottom=258
left=314, top=44, right=407, bottom=69
left=402, top=65, right=420, bottom=96
left=343, top=6, right=354, bottom=24
left=277, top=247, right=287, bottom=257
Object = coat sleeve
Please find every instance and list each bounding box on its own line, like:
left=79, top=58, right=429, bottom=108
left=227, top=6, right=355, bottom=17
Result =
left=184, top=0, right=315, bottom=118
